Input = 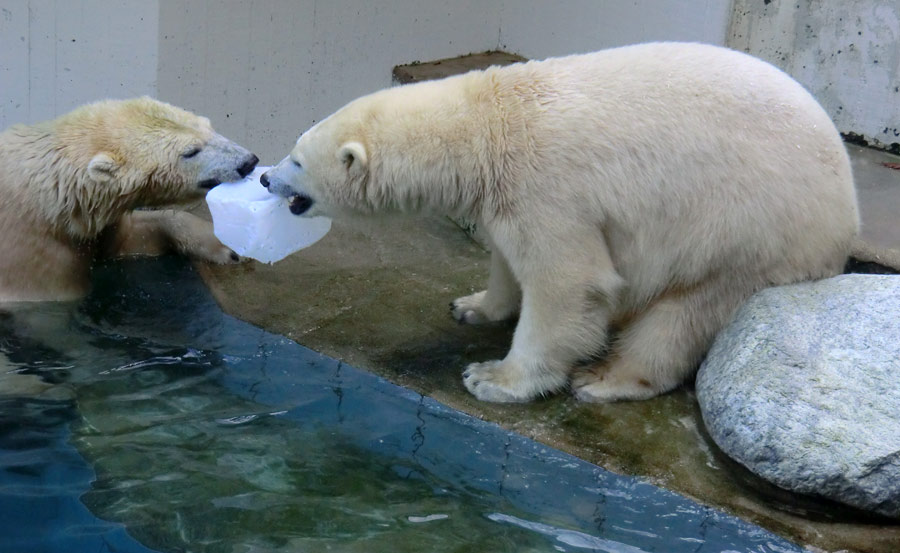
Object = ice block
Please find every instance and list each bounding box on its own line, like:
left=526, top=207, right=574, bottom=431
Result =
left=206, top=167, right=331, bottom=264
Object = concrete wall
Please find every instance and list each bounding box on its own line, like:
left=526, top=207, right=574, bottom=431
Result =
left=729, top=0, right=900, bottom=151
left=498, top=0, right=731, bottom=58
left=5, top=1, right=898, bottom=157
left=0, top=0, right=159, bottom=126
left=156, top=0, right=502, bottom=164
left=1, top=1, right=733, bottom=162
left=158, top=0, right=732, bottom=163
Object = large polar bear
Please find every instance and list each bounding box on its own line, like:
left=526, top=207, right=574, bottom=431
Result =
left=0, top=97, right=259, bottom=302
left=261, top=42, right=859, bottom=403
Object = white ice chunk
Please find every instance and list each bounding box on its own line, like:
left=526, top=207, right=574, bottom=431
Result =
left=206, top=166, right=331, bottom=264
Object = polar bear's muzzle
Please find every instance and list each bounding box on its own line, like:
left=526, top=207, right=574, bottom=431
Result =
left=260, top=169, right=314, bottom=216
left=192, top=134, right=258, bottom=191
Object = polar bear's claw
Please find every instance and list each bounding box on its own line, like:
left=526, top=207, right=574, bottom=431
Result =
left=187, top=240, right=243, bottom=265
left=462, top=361, right=532, bottom=403
left=451, top=290, right=511, bottom=325
left=451, top=291, right=486, bottom=324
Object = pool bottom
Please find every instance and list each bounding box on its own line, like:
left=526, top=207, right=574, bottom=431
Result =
left=0, top=257, right=806, bottom=552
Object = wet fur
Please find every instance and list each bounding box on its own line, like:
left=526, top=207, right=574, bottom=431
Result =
left=0, top=97, right=253, bottom=302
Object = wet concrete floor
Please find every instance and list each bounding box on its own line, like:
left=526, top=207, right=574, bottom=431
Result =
left=194, top=144, right=900, bottom=552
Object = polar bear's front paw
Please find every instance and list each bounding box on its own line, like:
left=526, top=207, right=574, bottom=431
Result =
left=182, top=233, right=242, bottom=264
left=462, top=360, right=536, bottom=403
left=451, top=291, right=490, bottom=324
left=167, top=212, right=244, bottom=264
left=201, top=243, right=243, bottom=265
left=451, top=290, right=516, bottom=325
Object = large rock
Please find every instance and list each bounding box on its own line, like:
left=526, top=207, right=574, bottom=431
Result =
left=697, top=274, right=900, bottom=518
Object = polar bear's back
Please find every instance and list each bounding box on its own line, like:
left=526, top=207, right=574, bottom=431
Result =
left=484, top=42, right=848, bottom=190
left=492, top=42, right=835, bottom=136
left=479, top=43, right=857, bottom=299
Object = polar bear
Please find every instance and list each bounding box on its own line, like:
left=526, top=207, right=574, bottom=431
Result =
left=261, top=42, right=859, bottom=403
left=0, top=97, right=259, bottom=302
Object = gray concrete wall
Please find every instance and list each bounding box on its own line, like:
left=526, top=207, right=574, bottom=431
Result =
left=157, top=1, right=733, bottom=163
left=498, top=0, right=731, bottom=58
left=729, top=0, right=900, bottom=151
left=0, top=0, right=159, bottom=126
left=6, top=1, right=898, bottom=157
left=2, top=1, right=730, bottom=161
left=156, top=0, right=502, bottom=164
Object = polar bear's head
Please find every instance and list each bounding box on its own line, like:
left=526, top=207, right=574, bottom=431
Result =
left=60, top=97, right=259, bottom=211
left=261, top=78, right=483, bottom=219
left=260, top=112, right=370, bottom=219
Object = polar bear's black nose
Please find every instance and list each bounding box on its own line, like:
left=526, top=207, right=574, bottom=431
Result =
left=260, top=173, right=270, bottom=188
left=237, top=154, right=259, bottom=178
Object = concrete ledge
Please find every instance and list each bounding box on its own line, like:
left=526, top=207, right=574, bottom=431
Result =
left=393, top=51, right=526, bottom=85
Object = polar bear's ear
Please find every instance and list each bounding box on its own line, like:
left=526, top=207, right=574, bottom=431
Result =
left=87, top=153, right=120, bottom=183
left=339, top=141, right=368, bottom=177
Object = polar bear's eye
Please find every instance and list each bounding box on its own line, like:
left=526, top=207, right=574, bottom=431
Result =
left=182, top=147, right=202, bottom=159
left=292, top=159, right=302, bottom=169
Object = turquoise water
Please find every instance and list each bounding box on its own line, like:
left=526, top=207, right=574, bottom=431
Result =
left=0, top=258, right=805, bottom=552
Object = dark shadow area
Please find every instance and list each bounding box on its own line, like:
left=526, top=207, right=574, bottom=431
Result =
left=845, top=256, right=900, bottom=275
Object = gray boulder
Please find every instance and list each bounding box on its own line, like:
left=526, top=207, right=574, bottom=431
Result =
left=696, top=274, right=900, bottom=518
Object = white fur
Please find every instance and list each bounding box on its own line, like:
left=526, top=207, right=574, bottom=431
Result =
left=265, top=42, right=859, bottom=403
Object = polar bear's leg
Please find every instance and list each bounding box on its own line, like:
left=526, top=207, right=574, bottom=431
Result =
left=451, top=237, right=521, bottom=324
left=462, top=233, right=621, bottom=402
left=158, top=211, right=242, bottom=264
left=106, top=211, right=241, bottom=264
left=571, top=277, right=746, bottom=402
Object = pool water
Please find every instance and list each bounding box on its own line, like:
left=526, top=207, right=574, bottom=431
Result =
left=0, top=257, right=805, bottom=553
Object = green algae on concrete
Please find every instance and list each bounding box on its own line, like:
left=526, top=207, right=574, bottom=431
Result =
left=392, top=51, right=527, bottom=85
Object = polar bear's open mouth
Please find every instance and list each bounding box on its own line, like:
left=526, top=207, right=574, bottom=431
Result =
left=288, top=194, right=313, bottom=215
left=198, top=178, right=221, bottom=190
